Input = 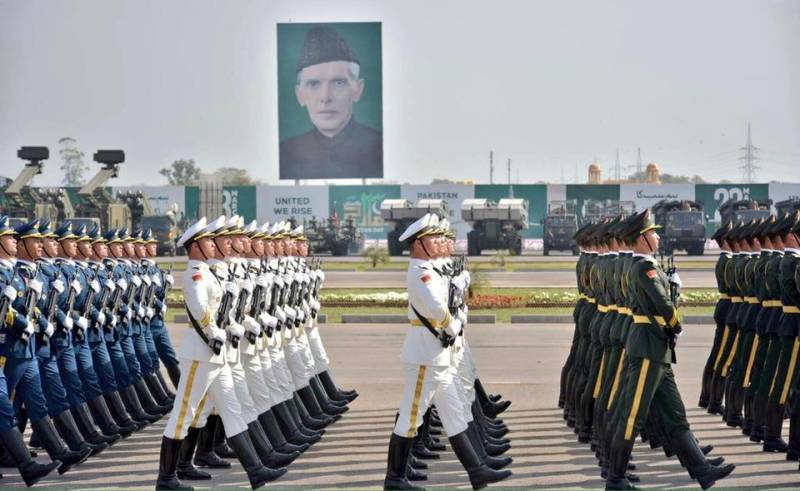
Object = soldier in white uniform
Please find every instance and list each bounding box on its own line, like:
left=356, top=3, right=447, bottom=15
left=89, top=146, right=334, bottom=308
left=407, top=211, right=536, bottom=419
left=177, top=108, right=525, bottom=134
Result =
left=384, top=214, right=512, bottom=491
left=155, top=216, right=286, bottom=491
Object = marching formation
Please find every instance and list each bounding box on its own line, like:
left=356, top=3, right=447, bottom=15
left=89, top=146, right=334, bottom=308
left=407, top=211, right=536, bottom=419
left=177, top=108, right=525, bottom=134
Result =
left=698, top=212, right=800, bottom=461
left=559, top=209, right=736, bottom=490
left=0, top=215, right=181, bottom=486
left=383, top=213, right=513, bottom=491
left=156, top=215, right=356, bottom=490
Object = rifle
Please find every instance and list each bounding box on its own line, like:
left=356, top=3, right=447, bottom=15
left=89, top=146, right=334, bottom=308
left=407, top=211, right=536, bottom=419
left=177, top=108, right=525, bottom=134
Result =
left=234, top=270, right=255, bottom=344
left=41, top=279, right=61, bottom=344
left=216, top=266, right=238, bottom=349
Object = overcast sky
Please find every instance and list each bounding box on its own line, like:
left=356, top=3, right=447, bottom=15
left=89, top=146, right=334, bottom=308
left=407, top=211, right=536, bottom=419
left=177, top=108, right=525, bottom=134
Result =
left=1, top=0, right=798, bottom=186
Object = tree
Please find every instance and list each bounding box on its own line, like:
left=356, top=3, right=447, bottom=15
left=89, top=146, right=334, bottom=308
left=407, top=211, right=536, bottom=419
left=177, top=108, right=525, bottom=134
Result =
left=159, top=159, right=200, bottom=185
left=59, top=137, right=89, bottom=186
left=214, top=167, right=257, bottom=185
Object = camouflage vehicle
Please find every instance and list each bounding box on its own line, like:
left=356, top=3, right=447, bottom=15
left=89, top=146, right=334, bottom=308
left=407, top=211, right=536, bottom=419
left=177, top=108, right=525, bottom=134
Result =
left=652, top=199, right=706, bottom=255
left=0, top=146, right=73, bottom=222
left=303, top=216, right=364, bottom=256
left=542, top=200, right=578, bottom=255
left=718, top=198, right=772, bottom=224
left=461, top=198, right=528, bottom=256
left=381, top=199, right=448, bottom=256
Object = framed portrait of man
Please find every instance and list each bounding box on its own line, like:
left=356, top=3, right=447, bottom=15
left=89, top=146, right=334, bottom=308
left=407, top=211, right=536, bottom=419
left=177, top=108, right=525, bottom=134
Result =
left=277, top=22, right=383, bottom=180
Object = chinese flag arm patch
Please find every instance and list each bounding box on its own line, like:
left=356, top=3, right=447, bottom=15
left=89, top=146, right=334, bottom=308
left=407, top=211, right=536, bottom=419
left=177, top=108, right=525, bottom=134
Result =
left=192, top=272, right=202, bottom=281
left=646, top=269, right=657, bottom=279
left=421, top=274, right=431, bottom=284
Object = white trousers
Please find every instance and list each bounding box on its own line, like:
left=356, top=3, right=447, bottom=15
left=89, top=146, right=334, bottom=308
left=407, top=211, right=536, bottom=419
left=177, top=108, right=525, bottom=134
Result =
left=229, top=358, right=260, bottom=424
left=241, top=349, right=273, bottom=414
left=268, top=343, right=297, bottom=402
left=284, top=336, right=311, bottom=389
left=393, top=364, right=468, bottom=439
left=163, top=358, right=248, bottom=440
left=257, top=342, right=287, bottom=405
left=306, top=326, right=330, bottom=374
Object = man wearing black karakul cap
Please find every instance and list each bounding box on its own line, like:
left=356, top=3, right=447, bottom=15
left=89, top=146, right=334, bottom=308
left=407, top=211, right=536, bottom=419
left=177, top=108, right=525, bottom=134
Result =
left=280, top=24, right=383, bottom=180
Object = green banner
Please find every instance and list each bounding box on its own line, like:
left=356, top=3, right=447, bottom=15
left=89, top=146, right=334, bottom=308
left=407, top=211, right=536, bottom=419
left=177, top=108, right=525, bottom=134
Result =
left=184, top=186, right=199, bottom=221
left=565, top=184, right=620, bottom=222
left=329, top=185, right=400, bottom=239
left=695, top=183, right=769, bottom=235
left=473, top=184, right=547, bottom=238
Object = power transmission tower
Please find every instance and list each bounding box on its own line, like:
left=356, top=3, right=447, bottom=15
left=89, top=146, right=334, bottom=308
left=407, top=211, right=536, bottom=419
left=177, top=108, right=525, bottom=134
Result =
left=738, top=123, right=760, bottom=183
left=489, top=150, right=494, bottom=184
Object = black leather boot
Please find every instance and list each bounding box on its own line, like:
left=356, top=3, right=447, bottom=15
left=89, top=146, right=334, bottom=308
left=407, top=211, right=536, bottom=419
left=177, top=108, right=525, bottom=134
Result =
left=155, top=436, right=194, bottom=490
left=467, top=421, right=512, bottom=470
left=89, top=395, right=134, bottom=438
left=674, top=430, right=735, bottom=489
left=157, top=368, right=177, bottom=400
left=605, top=438, right=636, bottom=490
left=258, top=410, right=310, bottom=453
left=177, top=428, right=211, bottom=480
left=227, top=431, right=288, bottom=489
left=72, top=402, right=121, bottom=446
left=0, top=427, right=60, bottom=487
left=121, top=385, right=160, bottom=423
left=300, top=385, right=346, bottom=417
left=310, top=377, right=349, bottom=412
left=166, top=364, right=182, bottom=388
left=211, top=414, right=236, bottom=458
left=763, top=403, right=789, bottom=453
left=406, top=463, right=427, bottom=481
left=247, top=421, right=300, bottom=468
left=293, top=393, right=338, bottom=428
left=31, top=417, right=91, bottom=475
left=193, top=417, right=231, bottom=469
left=449, top=429, right=512, bottom=490
left=53, top=410, right=108, bottom=457
left=145, top=372, right=174, bottom=407
left=319, top=370, right=358, bottom=402
left=409, top=454, right=427, bottom=470
left=384, top=433, right=422, bottom=490
left=272, top=403, right=322, bottom=444
left=134, top=379, right=171, bottom=415
left=105, top=390, right=148, bottom=429
left=412, top=432, right=439, bottom=460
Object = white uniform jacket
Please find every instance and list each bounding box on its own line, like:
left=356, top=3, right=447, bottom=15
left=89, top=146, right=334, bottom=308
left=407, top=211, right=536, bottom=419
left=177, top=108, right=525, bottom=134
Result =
left=179, top=259, right=226, bottom=365
left=401, top=258, right=462, bottom=367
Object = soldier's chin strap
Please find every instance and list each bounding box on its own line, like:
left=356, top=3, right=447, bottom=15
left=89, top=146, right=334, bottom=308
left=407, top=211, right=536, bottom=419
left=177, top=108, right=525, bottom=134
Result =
left=0, top=240, right=13, bottom=258
left=644, top=234, right=655, bottom=254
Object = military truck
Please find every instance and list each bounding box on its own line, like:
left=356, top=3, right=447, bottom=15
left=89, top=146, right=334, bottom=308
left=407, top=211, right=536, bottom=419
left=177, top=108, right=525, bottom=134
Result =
left=72, top=150, right=131, bottom=231
left=775, top=198, right=800, bottom=216
left=542, top=200, right=578, bottom=255
left=718, top=198, right=772, bottom=224
left=580, top=199, right=636, bottom=225
left=380, top=199, right=448, bottom=256
left=0, top=146, right=73, bottom=222
left=461, top=198, right=528, bottom=256
left=304, top=215, right=364, bottom=256
left=652, top=199, right=706, bottom=255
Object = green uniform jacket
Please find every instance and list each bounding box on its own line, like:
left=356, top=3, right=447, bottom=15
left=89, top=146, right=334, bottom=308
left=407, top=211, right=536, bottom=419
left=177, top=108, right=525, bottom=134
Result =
left=627, top=255, right=681, bottom=364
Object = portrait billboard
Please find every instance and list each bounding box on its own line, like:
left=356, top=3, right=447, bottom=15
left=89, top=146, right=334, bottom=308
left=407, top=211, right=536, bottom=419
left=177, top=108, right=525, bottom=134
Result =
left=277, top=22, right=383, bottom=180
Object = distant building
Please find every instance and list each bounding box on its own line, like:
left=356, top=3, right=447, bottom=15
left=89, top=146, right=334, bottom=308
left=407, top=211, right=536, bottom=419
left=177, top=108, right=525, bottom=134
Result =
left=586, top=161, right=661, bottom=184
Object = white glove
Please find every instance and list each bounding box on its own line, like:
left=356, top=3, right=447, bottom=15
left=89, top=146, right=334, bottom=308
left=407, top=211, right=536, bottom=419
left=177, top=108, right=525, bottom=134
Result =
left=43, top=322, right=55, bottom=338
left=130, top=276, right=141, bottom=287
left=110, top=316, right=118, bottom=328
left=211, top=327, right=227, bottom=344
left=451, top=276, right=467, bottom=293
left=283, top=306, right=296, bottom=319
left=669, top=272, right=683, bottom=288
left=62, top=316, right=74, bottom=330
left=275, top=306, right=286, bottom=323
left=302, top=300, right=311, bottom=316
left=76, top=316, right=88, bottom=330
left=2, top=285, right=16, bottom=301
left=161, top=303, right=168, bottom=315
left=457, top=309, right=468, bottom=325
left=272, top=276, right=284, bottom=288
left=51, top=279, right=65, bottom=294
left=70, top=279, right=82, bottom=295
left=447, top=318, right=463, bottom=337
left=300, top=273, right=310, bottom=285
left=137, top=306, right=145, bottom=319
left=228, top=321, right=245, bottom=339
left=461, top=270, right=471, bottom=287
left=151, top=274, right=162, bottom=287
left=166, top=274, right=175, bottom=286
left=244, top=317, right=261, bottom=336
left=23, top=323, right=35, bottom=337
left=97, top=312, right=106, bottom=326
left=297, top=309, right=306, bottom=322
left=105, top=279, right=116, bottom=291
left=90, top=279, right=101, bottom=293
left=311, top=298, right=321, bottom=311
left=256, top=274, right=271, bottom=289
left=224, top=282, right=238, bottom=296
left=240, top=279, right=254, bottom=294
left=143, top=275, right=152, bottom=286
left=126, top=309, right=133, bottom=322
left=116, top=278, right=128, bottom=291
left=146, top=307, right=154, bottom=320
left=258, top=312, right=278, bottom=329
left=282, top=274, right=293, bottom=285
left=317, top=270, right=325, bottom=282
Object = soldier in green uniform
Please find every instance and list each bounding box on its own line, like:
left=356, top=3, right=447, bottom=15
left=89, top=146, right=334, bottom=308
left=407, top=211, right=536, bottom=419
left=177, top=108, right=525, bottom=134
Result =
left=605, top=209, right=735, bottom=490
left=778, top=212, right=800, bottom=458
left=699, top=220, right=733, bottom=412
left=762, top=211, right=800, bottom=454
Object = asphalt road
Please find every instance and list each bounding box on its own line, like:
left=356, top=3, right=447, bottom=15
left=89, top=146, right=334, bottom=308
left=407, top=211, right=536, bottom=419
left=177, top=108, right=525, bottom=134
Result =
left=3, top=322, right=795, bottom=489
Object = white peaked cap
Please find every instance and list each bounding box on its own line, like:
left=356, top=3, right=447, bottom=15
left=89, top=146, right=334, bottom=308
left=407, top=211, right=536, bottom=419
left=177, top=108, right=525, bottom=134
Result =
left=177, top=216, right=208, bottom=248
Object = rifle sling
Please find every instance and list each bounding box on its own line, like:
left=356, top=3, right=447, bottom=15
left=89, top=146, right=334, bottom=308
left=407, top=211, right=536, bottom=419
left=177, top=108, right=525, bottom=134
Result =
left=411, top=304, right=451, bottom=347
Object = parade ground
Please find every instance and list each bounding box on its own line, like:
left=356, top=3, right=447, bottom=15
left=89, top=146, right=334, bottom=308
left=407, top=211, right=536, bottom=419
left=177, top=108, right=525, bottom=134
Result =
left=4, top=322, right=798, bottom=490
